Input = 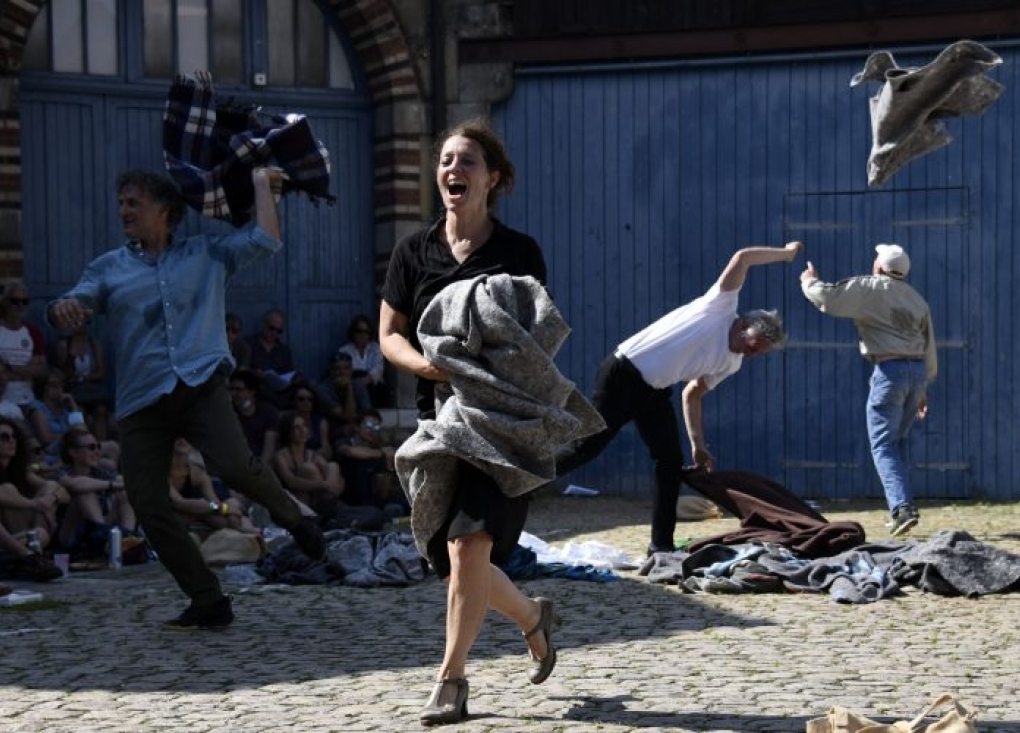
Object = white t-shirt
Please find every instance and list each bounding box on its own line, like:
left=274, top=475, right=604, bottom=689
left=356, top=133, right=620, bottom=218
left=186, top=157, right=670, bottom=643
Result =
left=0, top=324, right=39, bottom=405
left=616, top=282, right=743, bottom=390
left=0, top=399, right=24, bottom=422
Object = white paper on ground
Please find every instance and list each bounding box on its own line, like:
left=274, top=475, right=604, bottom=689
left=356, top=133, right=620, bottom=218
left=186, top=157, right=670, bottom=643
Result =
left=0, top=590, right=44, bottom=606
left=518, top=531, right=640, bottom=570
left=563, top=484, right=599, bottom=496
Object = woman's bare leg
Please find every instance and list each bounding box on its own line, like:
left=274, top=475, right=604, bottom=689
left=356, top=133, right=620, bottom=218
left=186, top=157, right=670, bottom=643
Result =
left=488, top=564, right=548, bottom=660
left=432, top=532, right=551, bottom=708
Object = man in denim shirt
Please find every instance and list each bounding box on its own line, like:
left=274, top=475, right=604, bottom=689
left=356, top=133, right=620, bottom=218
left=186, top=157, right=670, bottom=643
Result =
left=47, top=168, right=325, bottom=629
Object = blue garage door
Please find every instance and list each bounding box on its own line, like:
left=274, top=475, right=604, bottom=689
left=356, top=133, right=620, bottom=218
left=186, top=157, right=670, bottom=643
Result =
left=493, top=43, right=1020, bottom=500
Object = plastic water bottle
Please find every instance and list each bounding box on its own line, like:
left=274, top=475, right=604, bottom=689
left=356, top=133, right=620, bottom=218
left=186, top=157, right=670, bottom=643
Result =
left=108, top=526, right=122, bottom=570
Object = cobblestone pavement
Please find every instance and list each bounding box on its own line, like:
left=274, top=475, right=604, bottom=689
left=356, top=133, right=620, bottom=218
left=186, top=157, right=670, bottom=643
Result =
left=2, top=493, right=1019, bottom=732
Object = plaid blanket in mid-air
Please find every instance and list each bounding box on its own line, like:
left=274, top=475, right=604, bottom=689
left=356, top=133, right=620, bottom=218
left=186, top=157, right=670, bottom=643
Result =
left=163, top=74, right=336, bottom=226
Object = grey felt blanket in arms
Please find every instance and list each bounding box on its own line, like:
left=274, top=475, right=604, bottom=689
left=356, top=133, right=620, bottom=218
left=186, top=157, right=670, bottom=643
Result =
left=395, top=274, right=606, bottom=556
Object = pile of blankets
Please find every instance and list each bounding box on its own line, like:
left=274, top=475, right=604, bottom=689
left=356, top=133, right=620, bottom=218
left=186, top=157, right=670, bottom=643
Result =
left=640, top=469, right=1020, bottom=604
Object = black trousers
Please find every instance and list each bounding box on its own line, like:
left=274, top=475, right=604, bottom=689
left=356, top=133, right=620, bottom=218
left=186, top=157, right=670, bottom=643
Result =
left=556, top=352, right=685, bottom=549
left=119, top=373, right=303, bottom=606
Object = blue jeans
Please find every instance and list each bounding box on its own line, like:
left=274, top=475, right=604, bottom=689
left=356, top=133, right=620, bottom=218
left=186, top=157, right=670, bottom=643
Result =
left=866, top=360, right=927, bottom=514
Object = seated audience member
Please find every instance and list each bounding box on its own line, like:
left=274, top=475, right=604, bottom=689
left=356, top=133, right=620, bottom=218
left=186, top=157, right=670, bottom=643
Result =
left=25, top=434, right=58, bottom=481
left=0, top=417, right=69, bottom=552
left=0, top=281, right=47, bottom=408
left=247, top=308, right=299, bottom=406
left=168, top=438, right=259, bottom=536
left=229, top=369, right=280, bottom=466
left=53, top=321, right=113, bottom=441
left=336, top=409, right=408, bottom=518
left=273, top=410, right=345, bottom=517
left=290, top=382, right=332, bottom=459
left=226, top=312, right=251, bottom=369
left=56, top=427, right=137, bottom=553
left=0, top=370, right=25, bottom=424
left=25, top=369, right=119, bottom=471
left=315, top=352, right=358, bottom=444
left=336, top=314, right=391, bottom=410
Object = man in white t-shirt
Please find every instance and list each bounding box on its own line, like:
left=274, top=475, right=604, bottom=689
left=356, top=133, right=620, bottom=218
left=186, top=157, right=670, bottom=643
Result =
left=557, top=242, right=803, bottom=554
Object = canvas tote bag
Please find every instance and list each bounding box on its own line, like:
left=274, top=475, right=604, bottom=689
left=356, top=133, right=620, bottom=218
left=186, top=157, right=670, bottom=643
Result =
left=806, top=694, right=976, bottom=733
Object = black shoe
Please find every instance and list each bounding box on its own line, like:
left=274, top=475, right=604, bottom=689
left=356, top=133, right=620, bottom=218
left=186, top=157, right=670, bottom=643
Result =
left=164, top=596, right=234, bottom=630
left=889, top=504, right=920, bottom=537
left=290, top=516, right=327, bottom=562
left=10, top=553, right=62, bottom=582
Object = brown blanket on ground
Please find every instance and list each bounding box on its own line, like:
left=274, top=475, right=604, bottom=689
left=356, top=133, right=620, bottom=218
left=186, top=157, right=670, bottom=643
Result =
left=681, top=469, right=866, bottom=558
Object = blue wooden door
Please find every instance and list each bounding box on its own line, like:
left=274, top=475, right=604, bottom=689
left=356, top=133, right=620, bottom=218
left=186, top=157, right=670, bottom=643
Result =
left=493, top=44, right=1014, bottom=500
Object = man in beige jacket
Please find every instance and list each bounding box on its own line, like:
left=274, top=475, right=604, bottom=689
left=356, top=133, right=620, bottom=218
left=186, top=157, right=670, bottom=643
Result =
left=800, top=244, right=937, bottom=537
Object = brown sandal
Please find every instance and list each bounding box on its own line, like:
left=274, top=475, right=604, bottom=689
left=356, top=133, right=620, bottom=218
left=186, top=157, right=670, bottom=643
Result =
left=523, top=597, right=562, bottom=684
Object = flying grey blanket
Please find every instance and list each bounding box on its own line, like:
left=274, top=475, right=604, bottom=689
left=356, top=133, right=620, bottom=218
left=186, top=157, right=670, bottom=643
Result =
left=851, top=39, right=1003, bottom=186
left=395, top=274, right=606, bottom=557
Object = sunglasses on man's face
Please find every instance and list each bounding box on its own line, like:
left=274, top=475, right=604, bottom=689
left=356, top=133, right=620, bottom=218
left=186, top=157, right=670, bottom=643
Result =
left=7, top=298, right=29, bottom=306
left=76, top=442, right=100, bottom=451
left=0, top=431, right=15, bottom=443
left=266, top=325, right=284, bottom=334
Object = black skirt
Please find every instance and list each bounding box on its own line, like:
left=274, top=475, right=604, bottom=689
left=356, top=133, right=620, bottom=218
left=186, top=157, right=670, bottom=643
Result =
left=425, top=459, right=530, bottom=580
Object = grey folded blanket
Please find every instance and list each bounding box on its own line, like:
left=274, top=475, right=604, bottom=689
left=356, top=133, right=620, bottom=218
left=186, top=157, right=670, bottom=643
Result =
left=395, top=274, right=605, bottom=556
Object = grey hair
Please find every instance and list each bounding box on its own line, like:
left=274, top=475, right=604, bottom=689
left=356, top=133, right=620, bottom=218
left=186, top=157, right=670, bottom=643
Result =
left=741, top=309, right=786, bottom=350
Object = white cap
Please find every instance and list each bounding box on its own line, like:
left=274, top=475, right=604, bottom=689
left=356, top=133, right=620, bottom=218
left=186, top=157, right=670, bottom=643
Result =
left=875, top=243, right=910, bottom=278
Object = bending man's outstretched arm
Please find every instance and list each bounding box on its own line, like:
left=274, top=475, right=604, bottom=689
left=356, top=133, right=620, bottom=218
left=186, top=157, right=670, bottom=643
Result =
left=717, top=241, right=804, bottom=292
left=682, top=378, right=713, bottom=470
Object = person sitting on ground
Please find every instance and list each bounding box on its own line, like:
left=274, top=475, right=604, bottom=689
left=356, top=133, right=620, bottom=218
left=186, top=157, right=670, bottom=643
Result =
left=314, top=351, right=358, bottom=444
left=226, top=312, right=251, bottom=369
left=0, top=370, right=26, bottom=425
left=53, top=321, right=114, bottom=441
left=247, top=308, right=299, bottom=406
left=229, top=369, right=280, bottom=466
left=25, top=369, right=120, bottom=472
left=25, top=434, right=58, bottom=481
left=290, top=382, right=332, bottom=460
left=56, top=427, right=137, bottom=554
left=336, top=314, right=391, bottom=410
left=168, top=437, right=259, bottom=537
left=335, top=409, right=408, bottom=519
left=0, top=416, right=69, bottom=553
left=0, top=281, right=48, bottom=408
left=273, top=410, right=345, bottom=518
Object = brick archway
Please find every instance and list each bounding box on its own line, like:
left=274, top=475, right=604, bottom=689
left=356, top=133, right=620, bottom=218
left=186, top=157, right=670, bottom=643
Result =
left=0, top=0, right=427, bottom=278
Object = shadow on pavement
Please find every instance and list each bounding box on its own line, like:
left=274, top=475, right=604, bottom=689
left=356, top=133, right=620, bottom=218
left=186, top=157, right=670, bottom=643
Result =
left=3, top=569, right=774, bottom=694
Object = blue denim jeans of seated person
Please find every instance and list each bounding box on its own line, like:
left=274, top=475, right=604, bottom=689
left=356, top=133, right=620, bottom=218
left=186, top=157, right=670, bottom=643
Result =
left=866, top=359, right=927, bottom=514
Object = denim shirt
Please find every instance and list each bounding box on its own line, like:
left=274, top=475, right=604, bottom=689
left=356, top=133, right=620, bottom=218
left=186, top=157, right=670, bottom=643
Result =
left=49, top=226, right=282, bottom=420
